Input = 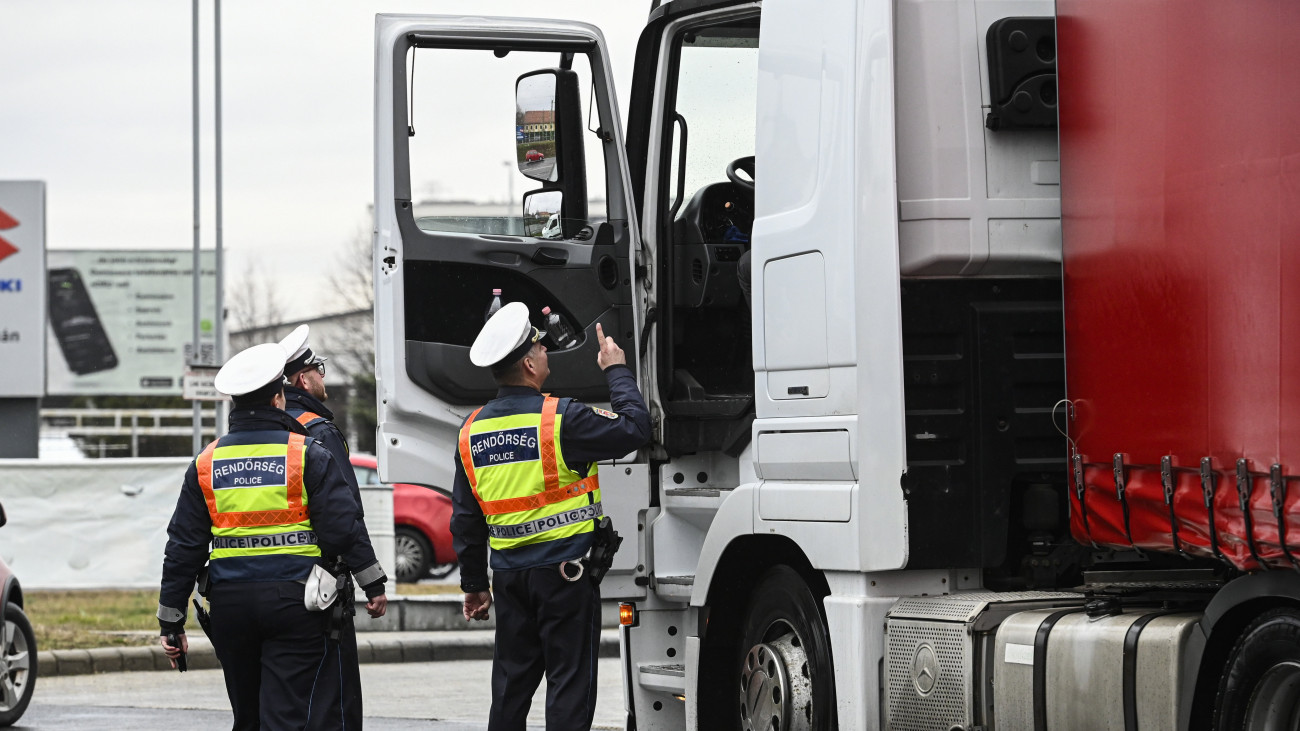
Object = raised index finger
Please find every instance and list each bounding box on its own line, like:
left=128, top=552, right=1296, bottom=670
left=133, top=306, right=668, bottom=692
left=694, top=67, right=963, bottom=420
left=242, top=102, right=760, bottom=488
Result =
left=595, top=322, right=606, bottom=345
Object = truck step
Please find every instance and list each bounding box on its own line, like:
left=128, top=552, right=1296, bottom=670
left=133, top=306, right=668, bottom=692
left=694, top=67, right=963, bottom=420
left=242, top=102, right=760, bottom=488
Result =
left=654, top=575, right=695, bottom=600
left=638, top=662, right=686, bottom=694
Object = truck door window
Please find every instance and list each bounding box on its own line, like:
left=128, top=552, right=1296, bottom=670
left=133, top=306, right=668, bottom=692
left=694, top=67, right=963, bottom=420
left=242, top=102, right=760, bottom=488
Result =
left=406, top=48, right=608, bottom=237
left=668, top=26, right=759, bottom=211
left=657, top=16, right=761, bottom=455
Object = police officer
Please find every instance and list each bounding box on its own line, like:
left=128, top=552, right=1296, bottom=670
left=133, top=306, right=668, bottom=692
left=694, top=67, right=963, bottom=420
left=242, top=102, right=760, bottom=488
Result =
left=278, top=324, right=376, bottom=728
left=452, top=303, right=651, bottom=731
left=157, top=342, right=388, bottom=731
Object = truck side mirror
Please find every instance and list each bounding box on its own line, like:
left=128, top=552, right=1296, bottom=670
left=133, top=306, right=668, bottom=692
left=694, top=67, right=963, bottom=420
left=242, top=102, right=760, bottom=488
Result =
left=516, top=68, right=587, bottom=238
left=516, top=71, right=561, bottom=183
left=523, top=189, right=565, bottom=239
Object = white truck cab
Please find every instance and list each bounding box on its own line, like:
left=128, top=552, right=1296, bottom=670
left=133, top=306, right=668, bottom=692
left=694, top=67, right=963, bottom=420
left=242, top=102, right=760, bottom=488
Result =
left=370, top=2, right=1157, bottom=729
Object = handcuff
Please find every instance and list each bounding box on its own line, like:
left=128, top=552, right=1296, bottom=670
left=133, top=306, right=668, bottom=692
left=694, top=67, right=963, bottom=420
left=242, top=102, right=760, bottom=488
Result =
left=559, top=559, right=585, bottom=582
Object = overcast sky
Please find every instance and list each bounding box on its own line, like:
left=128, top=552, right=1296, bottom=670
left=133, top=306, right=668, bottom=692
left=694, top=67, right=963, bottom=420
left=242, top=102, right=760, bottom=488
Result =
left=0, top=1, right=647, bottom=321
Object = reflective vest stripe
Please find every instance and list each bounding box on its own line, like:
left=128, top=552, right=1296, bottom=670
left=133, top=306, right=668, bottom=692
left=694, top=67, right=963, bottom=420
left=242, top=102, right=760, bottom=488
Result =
left=197, top=433, right=310, bottom=528
left=285, top=433, right=306, bottom=510
left=295, top=411, right=324, bottom=428
left=476, top=474, right=600, bottom=516
left=458, top=406, right=485, bottom=490
left=539, top=397, right=560, bottom=494
left=197, top=440, right=218, bottom=519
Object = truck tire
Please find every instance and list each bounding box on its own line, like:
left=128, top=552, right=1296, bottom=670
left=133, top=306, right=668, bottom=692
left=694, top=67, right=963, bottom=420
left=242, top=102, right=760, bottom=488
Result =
left=1213, top=606, right=1300, bottom=730
left=394, top=526, right=433, bottom=583
left=736, top=565, right=835, bottom=731
left=0, top=602, right=37, bottom=727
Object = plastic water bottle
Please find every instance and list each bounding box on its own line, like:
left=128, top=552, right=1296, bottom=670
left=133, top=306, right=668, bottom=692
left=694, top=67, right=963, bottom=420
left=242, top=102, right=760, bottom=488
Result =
left=542, top=306, right=578, bottom=349
left=484, top=288, right=503, bottom=322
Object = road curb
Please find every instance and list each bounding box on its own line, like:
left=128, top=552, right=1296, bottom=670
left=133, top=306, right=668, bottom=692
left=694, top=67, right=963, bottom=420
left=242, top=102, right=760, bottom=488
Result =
left=38, top=629, right=620, bottom=677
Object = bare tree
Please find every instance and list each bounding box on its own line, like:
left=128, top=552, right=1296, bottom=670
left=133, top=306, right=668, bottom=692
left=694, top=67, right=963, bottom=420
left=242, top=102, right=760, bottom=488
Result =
left=227, top=260, right=286, bottom=352
left=327, top=225, right=375, bottom=312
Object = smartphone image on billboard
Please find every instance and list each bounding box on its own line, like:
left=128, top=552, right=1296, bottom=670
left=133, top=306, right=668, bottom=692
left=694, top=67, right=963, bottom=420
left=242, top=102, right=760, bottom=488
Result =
left=48, top=267, right=118, bottom=375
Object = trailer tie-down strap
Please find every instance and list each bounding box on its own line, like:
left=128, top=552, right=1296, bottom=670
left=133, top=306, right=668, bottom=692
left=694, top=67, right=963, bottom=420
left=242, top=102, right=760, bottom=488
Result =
left=1236, top=459, right=1263, bottom=568
left=1072, top=454, right=1093, bottom=544
left=1113, top=454, right=1142, bottom=555
left=1160, top=457, right=1186, bottom=557
left=1201, top=458, right=1225, bottom=563
left=1270, top=464, right=1300, bottom=571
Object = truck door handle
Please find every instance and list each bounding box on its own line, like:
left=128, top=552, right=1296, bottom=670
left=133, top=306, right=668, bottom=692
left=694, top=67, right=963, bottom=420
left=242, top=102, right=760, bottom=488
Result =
left=532, top=248, right=568, bottom=266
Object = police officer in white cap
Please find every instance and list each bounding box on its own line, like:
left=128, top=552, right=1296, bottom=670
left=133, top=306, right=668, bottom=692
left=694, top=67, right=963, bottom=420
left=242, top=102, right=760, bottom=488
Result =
left=278, top=323, right=383, bottom=728
left=451, top=302, right=651, bottom=731
left=157, top=342, right=388, bottom=731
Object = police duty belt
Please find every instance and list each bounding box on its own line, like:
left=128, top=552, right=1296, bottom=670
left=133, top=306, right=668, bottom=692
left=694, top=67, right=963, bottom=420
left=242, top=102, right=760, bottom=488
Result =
left=211, top=530, right=318, bottom=550
left=486, top=503, right=604, bottom=539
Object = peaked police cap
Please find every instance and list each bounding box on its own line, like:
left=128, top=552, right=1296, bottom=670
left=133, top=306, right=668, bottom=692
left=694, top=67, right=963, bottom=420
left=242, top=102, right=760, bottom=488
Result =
left=278, top=324, right=327, bottom=375
left=214, top=343, right=288, bottom=397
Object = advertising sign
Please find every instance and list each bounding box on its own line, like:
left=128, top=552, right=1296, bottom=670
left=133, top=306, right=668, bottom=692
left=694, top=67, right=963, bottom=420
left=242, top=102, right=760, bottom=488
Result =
left=182, top=365, right=227, bottom=401
left=46, top=250, right=217, bottom=396
left=0, top=181, right=46, bottom=398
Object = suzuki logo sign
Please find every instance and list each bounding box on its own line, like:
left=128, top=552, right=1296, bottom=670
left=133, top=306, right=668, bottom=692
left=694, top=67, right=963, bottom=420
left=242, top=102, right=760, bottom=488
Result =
left=0, top=181, right=45, bottom=397
left=0, top=207, right=18, bottom=264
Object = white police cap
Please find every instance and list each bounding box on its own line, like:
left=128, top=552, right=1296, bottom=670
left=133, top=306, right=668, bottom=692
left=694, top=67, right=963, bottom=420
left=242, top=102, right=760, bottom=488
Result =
left=213, top=343, right=288, bottom=397
left=278, top=324, right=327, bottom=374
left=469, top=301, right=546, bottom=368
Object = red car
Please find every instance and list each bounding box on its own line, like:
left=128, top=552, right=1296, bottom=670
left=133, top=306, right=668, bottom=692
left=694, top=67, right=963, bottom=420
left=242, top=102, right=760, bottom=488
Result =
left=350, top=454, right=457, bottom=583
left=524, top=149, right=544, bottom=163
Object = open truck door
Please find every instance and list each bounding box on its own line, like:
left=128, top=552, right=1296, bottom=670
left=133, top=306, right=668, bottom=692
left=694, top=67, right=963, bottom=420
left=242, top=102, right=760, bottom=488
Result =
left=372, top=15, right=647, bottom=595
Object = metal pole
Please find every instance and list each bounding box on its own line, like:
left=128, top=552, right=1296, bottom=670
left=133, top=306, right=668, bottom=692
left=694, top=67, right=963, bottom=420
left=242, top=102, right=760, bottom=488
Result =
left=191, top=0, right=202, bottom=455
left=214, top=0, right=228, bottom=438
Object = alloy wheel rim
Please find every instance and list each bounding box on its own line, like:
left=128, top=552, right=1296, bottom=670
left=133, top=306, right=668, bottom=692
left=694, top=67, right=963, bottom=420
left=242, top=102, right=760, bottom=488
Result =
left=0, top=618, right=30, bottom=712
left=394, top=533, right=424, bottom=579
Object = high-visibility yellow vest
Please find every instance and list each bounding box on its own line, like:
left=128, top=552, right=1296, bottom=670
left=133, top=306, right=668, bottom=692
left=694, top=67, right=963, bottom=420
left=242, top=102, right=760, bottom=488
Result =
left=196, top=432, right=322, bottom=562
left=457, top=396, right=601, bottom=552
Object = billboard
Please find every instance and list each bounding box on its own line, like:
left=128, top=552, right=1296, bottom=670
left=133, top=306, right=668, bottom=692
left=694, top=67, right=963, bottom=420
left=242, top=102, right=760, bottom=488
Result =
left=45, top=250, right=218, bottom=396
left=0, top=181, right=46, bottom=398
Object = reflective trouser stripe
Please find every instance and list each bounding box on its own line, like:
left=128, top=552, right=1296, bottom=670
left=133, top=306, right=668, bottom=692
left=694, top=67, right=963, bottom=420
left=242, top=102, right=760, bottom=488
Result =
left=212, top=530, right=317, bottom=550
left=353, top=562, right=385, bottom=587
left=157, top=603, right=185, bottom=623
left=487, top=502, right=604, bottom=539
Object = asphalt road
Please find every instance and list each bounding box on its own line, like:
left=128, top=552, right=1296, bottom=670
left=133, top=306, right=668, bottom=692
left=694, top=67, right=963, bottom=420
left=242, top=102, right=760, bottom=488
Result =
left=16, top=657, right=625, bottom=730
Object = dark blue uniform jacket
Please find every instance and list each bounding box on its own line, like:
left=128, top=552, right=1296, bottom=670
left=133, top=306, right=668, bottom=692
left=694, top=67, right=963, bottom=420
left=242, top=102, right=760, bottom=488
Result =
left=284, top=387, right=364, bottom=516
left=451, top=364, right=652, bottom=592
left=159, top=406, right=384, bottom=633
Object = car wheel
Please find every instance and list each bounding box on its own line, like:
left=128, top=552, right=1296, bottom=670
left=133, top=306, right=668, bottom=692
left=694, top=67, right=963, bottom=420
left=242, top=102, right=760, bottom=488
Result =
left=736, top=566, right=835, bottom=731
left=394, top=526, right=433, bottom=583
left=1213, top=606, right=1300, bottom=730
left=0, top=602, right=37, bottom=727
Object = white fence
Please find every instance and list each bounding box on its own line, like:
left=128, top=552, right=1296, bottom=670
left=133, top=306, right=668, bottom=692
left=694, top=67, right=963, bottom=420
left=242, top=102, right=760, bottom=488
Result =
left=0, top=459, right=394, bottom=591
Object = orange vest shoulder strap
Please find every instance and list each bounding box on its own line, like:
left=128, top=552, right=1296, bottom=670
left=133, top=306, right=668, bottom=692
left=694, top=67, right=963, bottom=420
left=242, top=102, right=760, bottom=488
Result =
left=539, top=397, right=561, bottom=494
left=457, top=407, right=486, bottom=495
left=295, top=411, right=323, bottom=427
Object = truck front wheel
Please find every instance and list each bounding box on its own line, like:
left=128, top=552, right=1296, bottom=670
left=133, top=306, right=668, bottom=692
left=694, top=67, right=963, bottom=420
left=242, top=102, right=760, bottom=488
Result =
left=736, top=565, right=835, bottom=731
left=1213, top=606, right=1300, bottom=730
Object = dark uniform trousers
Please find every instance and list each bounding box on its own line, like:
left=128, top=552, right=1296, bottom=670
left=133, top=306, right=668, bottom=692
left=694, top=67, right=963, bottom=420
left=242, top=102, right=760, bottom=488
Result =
left=209, top=581, right=346, bottom=731
left=489, top=564, right=602, bottom=731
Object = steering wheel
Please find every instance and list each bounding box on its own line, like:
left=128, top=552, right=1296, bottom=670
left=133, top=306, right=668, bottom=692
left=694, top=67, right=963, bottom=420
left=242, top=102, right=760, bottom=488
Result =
left=726, top=156, right=755, bottom=192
